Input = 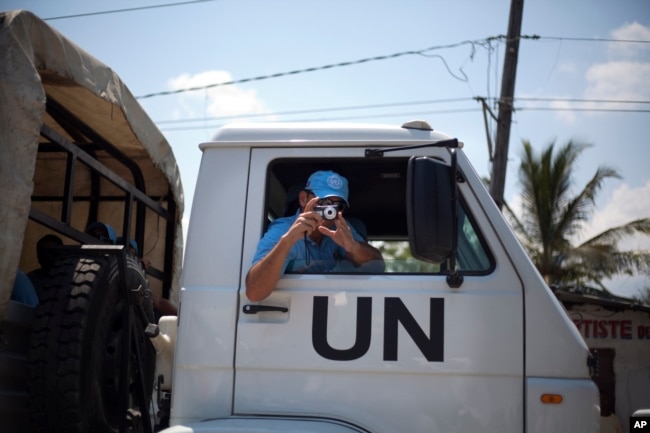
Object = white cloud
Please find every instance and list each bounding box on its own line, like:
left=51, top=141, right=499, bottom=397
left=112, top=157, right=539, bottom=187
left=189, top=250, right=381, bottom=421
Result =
left=582, top=23, right=650, bottom=110
left=585, top=61, right=650, bottom=103
left=532, top=23, right=650, bottom=123
left=609, top=22, right=650, bottom=60
left=168, top=70, right=271, bottom=120
left=578, top=180, right=650, bottom=250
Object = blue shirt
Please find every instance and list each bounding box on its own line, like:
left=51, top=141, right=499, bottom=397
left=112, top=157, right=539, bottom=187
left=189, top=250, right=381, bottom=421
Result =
left=12, top=269, right=39, bottom=307
left=252, top=211, right=365, bottom=275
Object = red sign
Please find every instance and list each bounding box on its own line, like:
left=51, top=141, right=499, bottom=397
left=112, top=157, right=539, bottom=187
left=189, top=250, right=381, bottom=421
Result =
left=571, top=319, right=650, bottom=340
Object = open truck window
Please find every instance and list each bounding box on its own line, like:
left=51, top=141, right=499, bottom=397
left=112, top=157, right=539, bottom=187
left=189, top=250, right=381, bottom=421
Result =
left=263, top=157, right=493, bottom=275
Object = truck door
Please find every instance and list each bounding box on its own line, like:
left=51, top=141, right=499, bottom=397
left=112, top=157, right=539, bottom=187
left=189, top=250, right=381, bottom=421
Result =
left=234, top=147, right=524, bottom=433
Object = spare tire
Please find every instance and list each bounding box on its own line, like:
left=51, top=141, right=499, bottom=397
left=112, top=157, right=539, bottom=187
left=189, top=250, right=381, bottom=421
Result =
left=28, top=253, right=156, bottom=433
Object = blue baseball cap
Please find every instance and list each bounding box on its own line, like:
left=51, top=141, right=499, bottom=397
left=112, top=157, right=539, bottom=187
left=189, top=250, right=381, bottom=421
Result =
left=86, top=222, right=117, bottom=244
left=305, top=170, right=349, bottom=206
left=117, top=237, right=139, bottom=255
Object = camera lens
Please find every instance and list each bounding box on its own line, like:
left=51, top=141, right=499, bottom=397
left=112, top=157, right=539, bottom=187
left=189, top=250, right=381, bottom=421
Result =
left=323, top=206, right=337, bottom=220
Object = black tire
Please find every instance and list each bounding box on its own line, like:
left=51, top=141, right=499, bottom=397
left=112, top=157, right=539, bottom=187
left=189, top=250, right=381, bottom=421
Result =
left=28, top=253, right=156, bottom=433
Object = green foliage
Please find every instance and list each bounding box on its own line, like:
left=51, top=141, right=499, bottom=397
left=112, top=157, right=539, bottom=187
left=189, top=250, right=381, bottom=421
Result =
left=371, top=241, right=440, bottom=273
left=506, top=140, right=650, bottom=288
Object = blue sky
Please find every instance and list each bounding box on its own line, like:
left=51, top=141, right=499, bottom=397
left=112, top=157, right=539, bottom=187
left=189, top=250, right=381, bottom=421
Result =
left=5, top=0, right=650, bottom=297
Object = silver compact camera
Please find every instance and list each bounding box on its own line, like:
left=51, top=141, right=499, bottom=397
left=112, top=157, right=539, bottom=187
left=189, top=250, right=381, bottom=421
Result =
left=314, top=204, right=339, bottom=221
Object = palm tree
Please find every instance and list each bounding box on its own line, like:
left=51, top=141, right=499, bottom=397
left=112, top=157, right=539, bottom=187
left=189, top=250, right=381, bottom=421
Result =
left=505, top=139, right=650, bottom=290
left=636, top=285, right=650, bottom=305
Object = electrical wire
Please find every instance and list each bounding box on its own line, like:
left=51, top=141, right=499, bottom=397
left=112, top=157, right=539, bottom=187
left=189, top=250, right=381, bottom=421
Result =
left=34, top=0, right=650, bottom=105
left=154, top=96, right=650, bottom=131
left=158, top=108, right=481, bottom=132
left=40, top=2, right=650, bottom=48
left=503, top=97, right=650, bottom=104
left=527, top=35, right=650, bottom=44
left=43, top=0, right=220, bottom=21
left=134, top=33, right=650, bottom=101
left=159, top=103, right=648, bottom=132
left=154, top=98, right=471, bottom=125
left=136, top=37, right=505, bottom=100
left=518, top=107, right=650, bottom=113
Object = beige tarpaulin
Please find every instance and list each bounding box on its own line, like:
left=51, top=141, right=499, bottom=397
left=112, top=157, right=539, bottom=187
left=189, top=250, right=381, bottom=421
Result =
left=0, top=10, right=184, bottom=318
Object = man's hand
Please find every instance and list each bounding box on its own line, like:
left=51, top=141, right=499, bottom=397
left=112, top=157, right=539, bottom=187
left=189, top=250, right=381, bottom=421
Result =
left=285, top=197, right=323, bottom=242
left=318, top=212, right=383, bottom=267
left=318, top=212, right=358, bottom=252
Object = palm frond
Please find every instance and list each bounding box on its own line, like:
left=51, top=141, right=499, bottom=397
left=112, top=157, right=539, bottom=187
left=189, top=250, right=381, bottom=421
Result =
left=512, top=138, right=648, bottom=287
left=503, top=200, right=534, bottom=244
left=558, top=166, right=620, bottom=237
left=611, top=250, right=650, bottom=276
left=581, top=218, right=650, bottom=246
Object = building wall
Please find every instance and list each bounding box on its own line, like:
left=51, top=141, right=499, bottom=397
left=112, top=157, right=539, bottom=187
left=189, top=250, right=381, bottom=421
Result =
left=565, top=303, right=650, bottom=433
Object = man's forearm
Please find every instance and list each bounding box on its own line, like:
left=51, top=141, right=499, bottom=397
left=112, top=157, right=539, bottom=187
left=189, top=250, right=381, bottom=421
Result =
left=346, top=241, right=384, bottom=267
left=245, top=234, right=295, bottom=301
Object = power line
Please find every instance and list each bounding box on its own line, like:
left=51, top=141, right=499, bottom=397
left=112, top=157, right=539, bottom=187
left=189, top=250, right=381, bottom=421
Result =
left=43, top=0, right=220, bottom=21
left=518, top=107, right=650, bottom=113
left=154, top=96, right=650, bottom=130
left=527, top=35, right=650, bottom=44
left=160, top=102, right=650, bottom=133
left=135, top=33, right=650, bottom=100
left=155, top=97, right=470, bottom=124
left=136, top=37, right=502, bottom=100
left=505, top=97, right=650, bottom=104
left=38, top=2, right=650, bottom=49
left=157, top=101, right=649, bottom=133
left=158, top=108, right=483, bottom=132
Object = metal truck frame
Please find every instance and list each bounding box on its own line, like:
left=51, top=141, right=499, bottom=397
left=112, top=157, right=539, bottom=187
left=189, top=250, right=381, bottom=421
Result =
left=0, top=10, right=183, bottom=432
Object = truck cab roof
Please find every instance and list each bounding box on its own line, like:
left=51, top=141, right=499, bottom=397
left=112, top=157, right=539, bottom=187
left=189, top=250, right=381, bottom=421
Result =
left=201, top=121, right=463, bottom=149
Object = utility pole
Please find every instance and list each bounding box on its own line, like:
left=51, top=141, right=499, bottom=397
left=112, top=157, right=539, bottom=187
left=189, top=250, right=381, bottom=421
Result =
left=489, top=0, right=524, bottom=210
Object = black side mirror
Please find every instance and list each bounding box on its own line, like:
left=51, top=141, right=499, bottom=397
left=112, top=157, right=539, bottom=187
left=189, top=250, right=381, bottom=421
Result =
left=406, top=156, right=453, bottom=263
left=406, top=154, right=464, bottom=288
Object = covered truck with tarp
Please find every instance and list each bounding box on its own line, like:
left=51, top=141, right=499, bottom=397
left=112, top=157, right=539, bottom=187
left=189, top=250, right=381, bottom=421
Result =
left=0, top=9, right=184, bottom=432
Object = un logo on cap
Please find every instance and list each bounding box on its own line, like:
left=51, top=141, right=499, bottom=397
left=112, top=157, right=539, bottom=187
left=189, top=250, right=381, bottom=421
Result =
left=327, top=175, right=343, bottom=190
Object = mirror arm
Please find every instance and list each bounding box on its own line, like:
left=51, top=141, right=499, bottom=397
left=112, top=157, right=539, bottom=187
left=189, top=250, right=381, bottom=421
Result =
left=365, top=138, right=460, bottom=158
left=446, top=149, right=464, bottom=289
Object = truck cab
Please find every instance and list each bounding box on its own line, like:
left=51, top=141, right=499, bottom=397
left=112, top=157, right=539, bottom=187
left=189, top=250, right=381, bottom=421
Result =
left=170, top=121, right=600, bottom=433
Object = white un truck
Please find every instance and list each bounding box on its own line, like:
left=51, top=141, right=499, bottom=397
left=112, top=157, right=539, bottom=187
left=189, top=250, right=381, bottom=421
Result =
left=163, top=121, right=600, bottom=433
left=1, top=9, right=599, bottom=433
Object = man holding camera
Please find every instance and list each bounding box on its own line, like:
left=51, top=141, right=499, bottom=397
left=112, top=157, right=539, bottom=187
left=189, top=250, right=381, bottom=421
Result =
left=246, top=170, right=384, bottom=302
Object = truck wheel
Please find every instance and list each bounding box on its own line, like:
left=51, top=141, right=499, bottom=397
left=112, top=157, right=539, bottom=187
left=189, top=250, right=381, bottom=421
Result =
left=28, top=254, right=156, bottom=433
